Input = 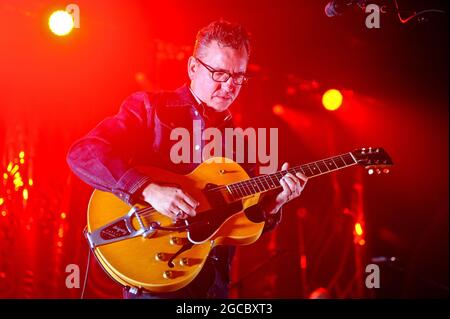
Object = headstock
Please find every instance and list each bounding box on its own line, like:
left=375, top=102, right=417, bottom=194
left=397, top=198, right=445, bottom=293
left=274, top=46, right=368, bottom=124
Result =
left=352, top=147, right=393, bottom=175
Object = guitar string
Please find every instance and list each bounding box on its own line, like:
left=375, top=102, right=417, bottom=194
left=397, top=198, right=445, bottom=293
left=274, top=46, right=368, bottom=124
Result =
left=134, top=154, right=356, bottom=219
left=205, top=153, right=355, bottom=194
left=205, top=153, right=354, bottom=192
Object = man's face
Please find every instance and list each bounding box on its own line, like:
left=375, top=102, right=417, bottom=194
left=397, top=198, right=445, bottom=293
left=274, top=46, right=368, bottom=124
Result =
left=189, top=41, right=248, bottom=112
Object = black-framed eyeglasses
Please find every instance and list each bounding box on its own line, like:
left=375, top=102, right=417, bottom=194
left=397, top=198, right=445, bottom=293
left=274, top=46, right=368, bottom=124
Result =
left=195, top=57, right=248, bottom=85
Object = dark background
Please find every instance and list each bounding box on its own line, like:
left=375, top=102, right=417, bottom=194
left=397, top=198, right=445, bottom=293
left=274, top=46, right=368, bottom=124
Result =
left=0, top=0, right=448, bottom=298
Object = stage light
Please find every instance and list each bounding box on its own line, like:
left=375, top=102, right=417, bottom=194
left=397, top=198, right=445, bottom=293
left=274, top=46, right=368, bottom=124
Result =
left=23, top=188, right=29, bottom=201
left=272, top=104, right=285, bottom=115
left=11, top=164, right=19, bottom=175
left=309, top=287, right=331, bottom=299
left=322, top=89, right=343, bottom=111
left=49, top=10, right=74, bottom=36
left=355, top=222, right=363, bottom=236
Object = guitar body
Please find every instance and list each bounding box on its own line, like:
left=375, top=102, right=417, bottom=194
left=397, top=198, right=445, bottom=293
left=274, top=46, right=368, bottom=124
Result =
left=86, top=147, right=393, bottom=293
left=87, top=157, right=264, bottom=293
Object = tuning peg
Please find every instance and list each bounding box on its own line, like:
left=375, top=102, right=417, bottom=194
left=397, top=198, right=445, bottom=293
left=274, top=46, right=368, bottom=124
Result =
left=376, top=169, right=381, bottom=174
left=382, top=168, right=390, bottom=174
left=367, top=168, right=374, bottom=175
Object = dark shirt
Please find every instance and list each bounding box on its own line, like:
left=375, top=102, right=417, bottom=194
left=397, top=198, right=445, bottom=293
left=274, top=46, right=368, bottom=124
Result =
left=67, top=84, right=282, bottom=298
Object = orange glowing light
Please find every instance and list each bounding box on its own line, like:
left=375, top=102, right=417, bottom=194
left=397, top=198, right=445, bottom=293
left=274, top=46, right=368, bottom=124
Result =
left=358, top=239, right=366, bottom=246
left=49, top=10, right=74, bottom=36
left=355, top=222, right=363, bottom=236
left=61, top=212, right=67, bottom=219
left=300, top=255, right=307, bottom=269
left=19, top=151, right=25, bottom=159
left=272, top=104, right=285, bottom=115
left=14, top=175, right=24, bottom=189
left=23, top=189, right=28, bottom=200
left=29, top=178, right=33, bottom=186
left=322, top=89, right=343, bottom=111
left=0, top=198, right=4, bottom=206
left=11, top=164, right=19, bottom=175
left=1, top=211, right=6, bottom=217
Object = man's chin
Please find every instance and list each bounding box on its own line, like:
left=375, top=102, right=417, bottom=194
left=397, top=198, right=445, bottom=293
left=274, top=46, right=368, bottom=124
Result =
left=210, top=97, right=233, bottom=111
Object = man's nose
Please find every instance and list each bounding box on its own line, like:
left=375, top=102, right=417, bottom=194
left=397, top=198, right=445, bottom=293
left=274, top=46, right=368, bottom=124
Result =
left=222, top=76, right=236, bottom=90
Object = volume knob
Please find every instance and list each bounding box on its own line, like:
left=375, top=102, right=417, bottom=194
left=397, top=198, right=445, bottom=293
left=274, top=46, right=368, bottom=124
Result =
left=179, top=258, right=190, bottom=266
left=163, top=270, right=174, bottom=279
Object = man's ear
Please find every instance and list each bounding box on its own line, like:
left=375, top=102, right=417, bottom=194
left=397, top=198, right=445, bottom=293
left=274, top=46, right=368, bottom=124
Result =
left=187, top=56, right=197, bottom=81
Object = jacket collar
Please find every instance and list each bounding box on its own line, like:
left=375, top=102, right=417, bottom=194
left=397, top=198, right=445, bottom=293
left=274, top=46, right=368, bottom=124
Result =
left=167, top=83, right=232, bottom=124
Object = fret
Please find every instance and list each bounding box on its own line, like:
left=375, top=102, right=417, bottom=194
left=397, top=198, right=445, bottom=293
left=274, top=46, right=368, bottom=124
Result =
left=226, top=185, right=235, bottom=200
left=254, top=177, right=265, bottom=192
left=332, top=156, right=346, bottom=168
left=241, top=182, right=251, bottom=196
left=275, top=171, right=287, bottom=186
left=234, top=182, right=246, bottom=197
left=308, top=163, right=320, bottom=176
left=246, top=183, right=255, bottom=196
left=316, top=160, right=329, bottom=173
left=301, top=165, right=313, bottom=177
left=230, top=184, right=241, bottom=198
left=260, top=175, right=272, bottom=191
left=268, top=173, right=279, bottom=189
left=324, top=158, right=338, bottom=170
left=277, top=173, right=284, bottom=185
left=245, top=180, right=257, bottom=194
left=255, top=180, right=263, bottom=192
left=342, top=153, right=355, bottom=165
left=292, top=166, right=305, bottom=176
left=266, top=175, right=278, bottom=189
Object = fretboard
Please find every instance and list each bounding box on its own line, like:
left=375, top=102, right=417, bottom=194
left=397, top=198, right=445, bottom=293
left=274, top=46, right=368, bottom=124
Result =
left=226, top=152, right=357, bottom=200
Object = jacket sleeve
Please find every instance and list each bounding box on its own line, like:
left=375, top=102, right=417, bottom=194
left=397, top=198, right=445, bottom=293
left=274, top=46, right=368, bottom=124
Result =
left=66, top=91, right=154, bottom=205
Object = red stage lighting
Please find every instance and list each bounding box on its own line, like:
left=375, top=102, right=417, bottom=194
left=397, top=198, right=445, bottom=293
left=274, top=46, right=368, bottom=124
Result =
left=272, top=104, right=285, bottom=115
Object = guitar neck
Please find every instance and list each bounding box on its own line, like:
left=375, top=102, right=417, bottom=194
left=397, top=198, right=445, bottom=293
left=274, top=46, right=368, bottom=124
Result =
left=226, top=152, right=357, bottom=200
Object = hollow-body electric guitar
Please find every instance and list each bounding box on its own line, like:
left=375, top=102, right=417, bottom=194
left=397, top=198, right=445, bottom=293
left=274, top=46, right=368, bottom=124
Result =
left=85, top=147, right=392, bottom=293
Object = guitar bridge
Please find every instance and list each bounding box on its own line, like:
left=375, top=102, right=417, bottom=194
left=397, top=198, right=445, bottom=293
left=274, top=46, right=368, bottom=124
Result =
left=86, top=206, right=157, bottom=248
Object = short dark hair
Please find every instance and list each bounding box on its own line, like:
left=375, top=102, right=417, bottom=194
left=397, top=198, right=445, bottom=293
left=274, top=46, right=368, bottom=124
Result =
left=193, top=20, right=251, bottom=58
